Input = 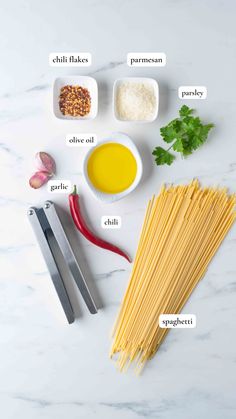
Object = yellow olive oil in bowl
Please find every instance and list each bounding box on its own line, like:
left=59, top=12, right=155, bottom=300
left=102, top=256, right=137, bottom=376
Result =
left=87, top=142, right=137, bottom=194
left=83, top=133, right=143, bottom=203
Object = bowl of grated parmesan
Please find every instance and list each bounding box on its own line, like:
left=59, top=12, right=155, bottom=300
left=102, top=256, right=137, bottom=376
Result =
left=113, top=77, right=159, bottom=122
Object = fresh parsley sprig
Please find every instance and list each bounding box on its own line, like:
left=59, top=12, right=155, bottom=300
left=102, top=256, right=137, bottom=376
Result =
left=152, top=105, right=214, bottom=166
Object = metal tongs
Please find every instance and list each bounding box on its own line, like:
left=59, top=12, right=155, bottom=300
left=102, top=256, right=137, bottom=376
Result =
left=28, top=201, right=98, bottom=324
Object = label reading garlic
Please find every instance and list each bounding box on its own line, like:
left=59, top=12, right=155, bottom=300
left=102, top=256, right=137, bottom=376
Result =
left=47, top=180, right=72, bottom=193
left=49, top=53, right=91, bottom=67
left=66, top=134, right=97, bottom=147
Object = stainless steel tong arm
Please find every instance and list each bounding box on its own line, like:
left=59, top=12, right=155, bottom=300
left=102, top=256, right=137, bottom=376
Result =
left=28, top=201, right=98, bottom=324
left=44, top=201, right=97, bottom=315
left=28, top=206, right=74, bottom=324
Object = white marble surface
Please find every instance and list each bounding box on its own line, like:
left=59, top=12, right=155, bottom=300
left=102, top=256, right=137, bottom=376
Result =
left=1, top=0, right=236, bottom=418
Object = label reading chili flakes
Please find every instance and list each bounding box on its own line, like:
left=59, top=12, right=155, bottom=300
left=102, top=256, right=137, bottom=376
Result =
left=49, top=53, right=91, bottom=67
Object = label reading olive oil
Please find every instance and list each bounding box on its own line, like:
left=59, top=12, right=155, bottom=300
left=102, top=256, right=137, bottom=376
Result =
left=66, top=133, right=97, bottom=147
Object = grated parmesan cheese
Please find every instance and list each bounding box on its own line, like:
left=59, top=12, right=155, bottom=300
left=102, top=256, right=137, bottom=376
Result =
left=116, top=81, right=157, bottom=121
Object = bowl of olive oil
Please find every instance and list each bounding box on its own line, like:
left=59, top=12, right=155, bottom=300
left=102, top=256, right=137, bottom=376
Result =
left=83, top=133, right=143, bottom=203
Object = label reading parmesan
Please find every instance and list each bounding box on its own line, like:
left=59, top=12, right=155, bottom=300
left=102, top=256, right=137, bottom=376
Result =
left=127, top=52, right=166, bottom=67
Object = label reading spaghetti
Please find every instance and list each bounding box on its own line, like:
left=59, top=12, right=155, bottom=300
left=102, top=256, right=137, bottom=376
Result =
left=159, top=314, right=196, bottom=329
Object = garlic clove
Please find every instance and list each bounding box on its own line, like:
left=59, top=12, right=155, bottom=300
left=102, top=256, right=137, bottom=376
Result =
left=29, top=171, right=50, bottom=189
left=35, top=152, right=56, bottom=175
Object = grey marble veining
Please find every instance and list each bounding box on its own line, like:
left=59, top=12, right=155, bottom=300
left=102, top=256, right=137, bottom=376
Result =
left=0, top=0, right=236, bottom=418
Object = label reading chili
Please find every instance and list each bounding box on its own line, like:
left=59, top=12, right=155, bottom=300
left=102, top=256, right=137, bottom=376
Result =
left=101, top=216, right=122, bottom=229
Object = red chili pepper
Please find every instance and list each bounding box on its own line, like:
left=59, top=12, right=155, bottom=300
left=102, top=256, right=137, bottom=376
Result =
left=69, top=185, right=131, bottom=263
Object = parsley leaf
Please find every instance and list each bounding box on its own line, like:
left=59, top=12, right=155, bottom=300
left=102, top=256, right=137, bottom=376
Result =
left=173, top=138, right=184, bottom=152
left=179, top=105, right=194, bottom=117
left=153, top=106, right=214, bottom=166
left=152, top=147, right=175, bottom=166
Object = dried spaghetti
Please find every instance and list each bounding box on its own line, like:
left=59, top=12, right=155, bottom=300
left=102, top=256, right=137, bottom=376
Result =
left=110, top=181, right=236, bottom=373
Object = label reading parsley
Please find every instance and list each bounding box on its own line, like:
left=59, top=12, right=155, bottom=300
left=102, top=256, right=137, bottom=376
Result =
left=178, top=86, right=207, bottom=100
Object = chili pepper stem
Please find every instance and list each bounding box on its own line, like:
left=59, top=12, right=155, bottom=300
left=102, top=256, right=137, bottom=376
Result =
left=72, top=185, right=77, bottom=195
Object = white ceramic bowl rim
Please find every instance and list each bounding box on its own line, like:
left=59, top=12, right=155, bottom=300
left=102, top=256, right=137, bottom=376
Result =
left=83, top=132, right=143, bottom=203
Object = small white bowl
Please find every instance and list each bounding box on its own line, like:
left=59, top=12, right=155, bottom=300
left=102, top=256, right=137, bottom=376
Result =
left=113, top=77, right=159, bottom=123
left=83, top=133, right=143, bottom=203
left=53, top=76, right=98, bottom=120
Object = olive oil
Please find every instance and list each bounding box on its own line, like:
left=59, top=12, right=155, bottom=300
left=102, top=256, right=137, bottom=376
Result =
left=87, top=143, right=137, bottom=194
